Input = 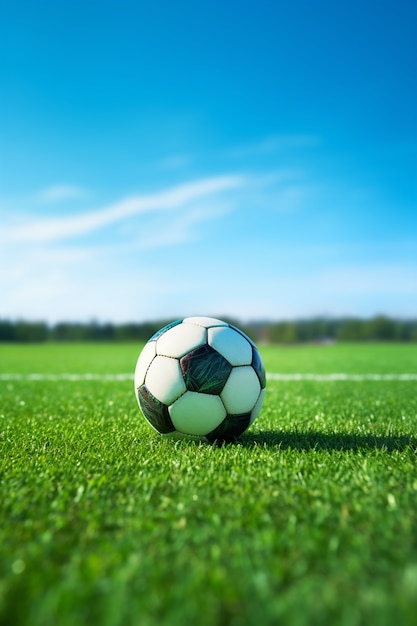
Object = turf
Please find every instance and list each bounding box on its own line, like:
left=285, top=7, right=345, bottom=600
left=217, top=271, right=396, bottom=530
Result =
left=0, top=342, right=416, bottom=626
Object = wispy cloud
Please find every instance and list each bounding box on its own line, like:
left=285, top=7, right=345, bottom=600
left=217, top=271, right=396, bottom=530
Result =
left=134, top=203, right=233, bottom=250
left=2, top=162, right=415, bottom=322
left=4, top=175, right=244, bottom=244
left=36, top=184, right=88, bottom=203
left=228, top=134, right=321, bottom=158
left=157, top=154, right=191, bottom=170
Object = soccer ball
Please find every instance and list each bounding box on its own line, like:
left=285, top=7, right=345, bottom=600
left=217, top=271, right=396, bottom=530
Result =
left=134, top=316, right=266, bottom=442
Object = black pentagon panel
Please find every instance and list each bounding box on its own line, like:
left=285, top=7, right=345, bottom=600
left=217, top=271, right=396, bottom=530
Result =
left=206, top=412, right=252, bottom=443
left=137, top=384, right=175, bottom=434
left=149, top=319, right=183, bottom=342
left=180, top=344, right=232, bottom=394
left=251, top=346, right=266, bottom=389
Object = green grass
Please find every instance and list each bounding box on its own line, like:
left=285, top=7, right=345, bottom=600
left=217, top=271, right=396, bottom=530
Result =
left=0, top=343, right=416, bottom=626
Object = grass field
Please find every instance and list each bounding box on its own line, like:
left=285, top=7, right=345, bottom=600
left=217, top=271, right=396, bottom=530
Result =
left=0, top=342, right=416, bottom=626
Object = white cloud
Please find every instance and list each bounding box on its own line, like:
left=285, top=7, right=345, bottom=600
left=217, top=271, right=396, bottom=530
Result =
left=3, top=175, right=244, bottom=244
left=134, top=203, right=233, bottom=250
left=36, top=184, right=88, bottom=203
left=157, top=154, right=191, bottom=170
left=227, top=134, right=321, bottom=158
left=2, top=167, right=416, bottom=322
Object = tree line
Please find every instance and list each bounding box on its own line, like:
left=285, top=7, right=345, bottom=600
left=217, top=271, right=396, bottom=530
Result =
left=0, top=315, right=416, bottom=343
left=267, top=316, right=417, bottom=343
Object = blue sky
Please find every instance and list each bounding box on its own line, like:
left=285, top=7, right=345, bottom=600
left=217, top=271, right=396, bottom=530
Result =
left=1, top=0, right=416, bottom=323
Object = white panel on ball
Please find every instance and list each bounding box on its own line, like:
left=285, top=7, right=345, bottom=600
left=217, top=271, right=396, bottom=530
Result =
left=250, top=388, right=266, bottom=424
left=183, top=316, right=228, bottom=328
left=207, top=326, right=252, bottom=365
left=134, top=340, right=156, bottom=387
left=169, top=391, right=226, bottom=435
left=156, top=323, right=207, bottom=358
left=221, top=366, right=261, bottom=414
left=145, top=355, right=186, bottom=405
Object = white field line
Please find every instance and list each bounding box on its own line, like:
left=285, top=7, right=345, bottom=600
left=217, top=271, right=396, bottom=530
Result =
left=0, top=373, right=133, bottom=381
left=0, top=373, right=416, bottom=382
left=268, top=373, right=417, bottom=381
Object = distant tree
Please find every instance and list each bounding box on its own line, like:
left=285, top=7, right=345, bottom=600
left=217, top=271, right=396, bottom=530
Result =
left=281, top=322, right=298, bottom=344
left=337, top=319, right=364, bottom=342
left=116, top=322, right=161, bottom=342
left=14, top=321, right=48, bottom=342
left=365, top=315, right=396, bottom=341
left=1, top=316, right=416, bottom=343
left=268, top=321, right=299, bottom=344
left=51, top=323, right=89, bottom=341
left=0, top=320, right=16, bottom=341
left=394, top=319, right=417, bottom=341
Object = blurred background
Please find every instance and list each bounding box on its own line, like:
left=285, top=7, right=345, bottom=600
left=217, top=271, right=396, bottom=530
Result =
left=1, top=0, right=416, bottom=341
